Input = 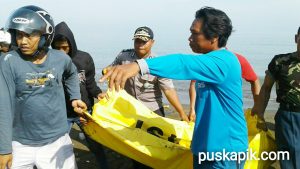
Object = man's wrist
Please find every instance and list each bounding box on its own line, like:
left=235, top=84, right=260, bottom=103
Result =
left=135, top=59, right=149, bottom=75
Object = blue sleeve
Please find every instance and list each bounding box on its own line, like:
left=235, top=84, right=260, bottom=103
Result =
left=144, top=52, right=230, bottom=84
left=63, top=59, right=81, bottom=100
left=0, top=57, right=14, bottom=154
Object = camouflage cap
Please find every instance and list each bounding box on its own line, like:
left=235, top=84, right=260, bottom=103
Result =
left=132, top=26, right=154, bottom=42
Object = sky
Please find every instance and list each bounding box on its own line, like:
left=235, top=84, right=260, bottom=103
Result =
left=1, top=0, right=300, bottom=75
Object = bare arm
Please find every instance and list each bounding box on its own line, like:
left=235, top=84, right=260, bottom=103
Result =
left=0, top=154, right=12, bottom=169
left=163, top=88, right=189, bottom=122
left=250, top=79, right=261, bottom=106
left=252, top=73, right=274, bottom=119
left=189, top=81, right=196, bottom=122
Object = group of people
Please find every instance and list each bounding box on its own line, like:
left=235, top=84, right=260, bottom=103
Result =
left=0, top=5, right=191, bottom=169
left=0, top=5, right=299, bottom=169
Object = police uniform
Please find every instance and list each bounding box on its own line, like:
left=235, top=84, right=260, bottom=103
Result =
left=111, top=49, right=174, bottom=116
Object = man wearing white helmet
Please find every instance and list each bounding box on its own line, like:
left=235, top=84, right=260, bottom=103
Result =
left=0, top=5, right=86, bottom=169
left=0, top=28, right=11, bottom=54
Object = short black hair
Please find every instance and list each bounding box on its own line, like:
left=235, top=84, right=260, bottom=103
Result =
left=195, top=7, right=232, bottom=47
left=51, top=34, right=70, bottom=51
left=298, top=27, right=300, bottom=35
left=53, top=34, right=68, bottom=43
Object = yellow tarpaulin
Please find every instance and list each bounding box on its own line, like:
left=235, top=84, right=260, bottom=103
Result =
left=244, top=109, right=277, bottom=169
left=83, top=90, right=277, bottom=169
left=83, top=90, right=194, bottom=169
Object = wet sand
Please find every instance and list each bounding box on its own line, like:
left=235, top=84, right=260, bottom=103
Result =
left=71, top=105, right=280, bottom=169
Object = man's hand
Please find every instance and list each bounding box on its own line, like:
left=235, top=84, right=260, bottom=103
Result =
left=72, top=100, right=87, bottom=117
left=179, top=113, right=190, bottom=122
left=251, top=106, right=258, bottom=116
left=79, top=117, right=88, bottom=126
left=97, top=92, right=108, bottom=100
left=253, top=109, right=265, bottom=121
left=0, top=154, right=12, bottom=169
left=99, top=62, right=140, bottom=91
left=188, top=109, right=196, bottom=122
left=256, top=113, right=268, bottom=131
left=251, top=106, right=268, bottom=131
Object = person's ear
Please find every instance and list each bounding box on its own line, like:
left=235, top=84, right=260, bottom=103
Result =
left=151, top=39, right=155, bottom=45
left=211, top=37, right=218, bottom=44
left=147, top=39, right=154, bottom=47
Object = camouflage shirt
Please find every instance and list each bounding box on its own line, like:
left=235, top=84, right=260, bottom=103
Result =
left=268, top=52, right=300, bottom=106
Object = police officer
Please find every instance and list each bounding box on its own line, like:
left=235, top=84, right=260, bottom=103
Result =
left=111, top=26, right=188, bottom=120
left=109, top=26, right=188, bottom=169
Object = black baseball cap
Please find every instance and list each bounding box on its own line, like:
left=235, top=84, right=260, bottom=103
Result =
left=132, top=26, right=154, bottom=42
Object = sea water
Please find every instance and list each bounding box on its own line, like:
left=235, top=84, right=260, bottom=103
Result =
left=92, top=31, right=294, bottom=112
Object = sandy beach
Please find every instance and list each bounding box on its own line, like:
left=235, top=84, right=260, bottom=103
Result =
left=70, top=104, right=280, bottom=169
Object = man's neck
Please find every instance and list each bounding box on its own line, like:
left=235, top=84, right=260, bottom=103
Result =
left=137, top=52, right=151, bottom=59
left=32, top=54, right=47, bottom=64
left=24, top=51, right=47, bottom=64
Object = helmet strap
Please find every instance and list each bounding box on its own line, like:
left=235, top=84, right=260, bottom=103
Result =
left=30, top=35, right=48, bottom=58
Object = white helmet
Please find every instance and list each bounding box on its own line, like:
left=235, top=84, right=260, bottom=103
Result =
left=0, top=29, right=11, bottom=45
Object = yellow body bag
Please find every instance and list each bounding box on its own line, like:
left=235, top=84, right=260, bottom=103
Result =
left=244, top=109, right=277, bottom=169
left=83, top=90, right=277, bottom=169
left=83, top=90, right=194, bottom=169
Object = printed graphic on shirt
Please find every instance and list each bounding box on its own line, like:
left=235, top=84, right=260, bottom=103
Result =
left=25, top=70, right=56, bottom=88
left=78, top=70, right=86, bottom=83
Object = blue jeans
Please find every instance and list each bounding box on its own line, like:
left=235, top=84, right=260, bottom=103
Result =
left=193, top=154, right=245, bottom=169
left=275, top=109, right=300, bottom=169
left=67, top=117, right=81, bottom=133
left=68, top=116, right=109, bottom=169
